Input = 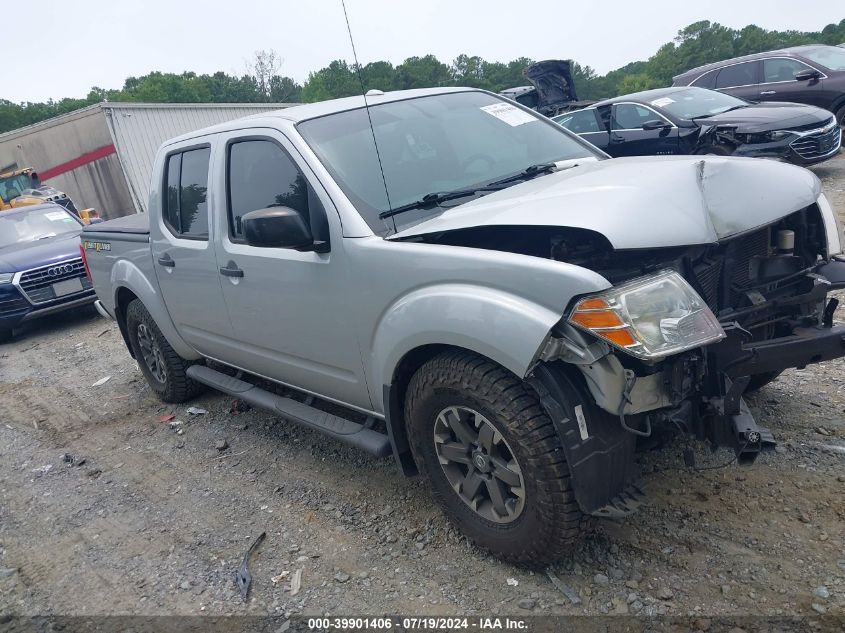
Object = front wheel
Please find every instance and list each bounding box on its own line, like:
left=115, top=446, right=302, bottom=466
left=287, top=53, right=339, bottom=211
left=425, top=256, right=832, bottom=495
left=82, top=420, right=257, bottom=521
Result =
left=405, top=351, right=588, bottom=566
left=125, top=299, right=203, bottom=403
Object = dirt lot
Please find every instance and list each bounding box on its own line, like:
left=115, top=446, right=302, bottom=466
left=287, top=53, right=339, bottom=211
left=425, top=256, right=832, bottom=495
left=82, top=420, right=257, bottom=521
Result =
left=1, top=155, right=845, bottom=627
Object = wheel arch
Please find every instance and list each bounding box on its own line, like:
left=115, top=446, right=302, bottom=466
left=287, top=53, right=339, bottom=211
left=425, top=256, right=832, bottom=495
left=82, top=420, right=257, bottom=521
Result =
left=109, top=261, right=200, bottom=361
left=383, top=343, right=524, bottom=477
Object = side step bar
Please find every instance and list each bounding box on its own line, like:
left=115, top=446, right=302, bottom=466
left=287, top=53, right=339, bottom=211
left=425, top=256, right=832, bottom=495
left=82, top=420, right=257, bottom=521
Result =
left=186, top=365, right=392, bottom=457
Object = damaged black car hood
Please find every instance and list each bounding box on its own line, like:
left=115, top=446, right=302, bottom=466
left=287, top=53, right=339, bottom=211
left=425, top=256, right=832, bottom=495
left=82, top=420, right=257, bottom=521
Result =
left=696, top=101, right=834, bottom=133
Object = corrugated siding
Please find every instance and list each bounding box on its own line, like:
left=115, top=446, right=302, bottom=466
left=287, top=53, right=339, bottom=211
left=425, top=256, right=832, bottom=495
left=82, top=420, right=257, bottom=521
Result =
left=103, top=104, right=292, bottom=212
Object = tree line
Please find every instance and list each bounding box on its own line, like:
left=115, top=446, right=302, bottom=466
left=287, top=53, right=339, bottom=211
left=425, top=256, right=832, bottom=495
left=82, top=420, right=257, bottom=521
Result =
left=2, top=19, right=843, bottom=135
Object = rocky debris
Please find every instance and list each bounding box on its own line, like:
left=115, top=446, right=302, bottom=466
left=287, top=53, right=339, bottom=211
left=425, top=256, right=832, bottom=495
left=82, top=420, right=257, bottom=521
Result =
left=334, top=572, right=350, bottom=583
left=517, top=598, right=536, bottom=610
left=593, top=573, right=609, bottom=586
left=812, top=586, right=829, bottom=599
left=214, top=440, right=229, bottom=452
left=657, top=587, right=674, bottom=601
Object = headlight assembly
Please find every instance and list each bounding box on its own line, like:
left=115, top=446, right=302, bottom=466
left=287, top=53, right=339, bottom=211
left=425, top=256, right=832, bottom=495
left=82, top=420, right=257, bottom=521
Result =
left=0, top=273, right=13, bottom=284
left=568, top=270, right=725, bottom=360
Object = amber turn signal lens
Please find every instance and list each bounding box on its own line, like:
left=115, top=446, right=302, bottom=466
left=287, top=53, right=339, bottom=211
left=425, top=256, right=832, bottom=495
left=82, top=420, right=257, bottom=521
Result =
left=570, top=310, right=625, bottom=329
left=576, top=297, right=611, bottom=311
left=598, top=328, right=638, bottom=347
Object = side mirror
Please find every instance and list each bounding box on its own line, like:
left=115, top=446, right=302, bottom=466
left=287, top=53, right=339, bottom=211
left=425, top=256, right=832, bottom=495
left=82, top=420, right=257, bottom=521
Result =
left=241, top=207, right=315, bottom=250
left=642, top=119, right=670, bottom=131
left=794, top=68, right=821, bottom=81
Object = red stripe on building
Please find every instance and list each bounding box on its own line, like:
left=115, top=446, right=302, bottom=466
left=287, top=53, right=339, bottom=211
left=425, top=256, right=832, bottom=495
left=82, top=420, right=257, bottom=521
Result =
left=39, top=144, right=116, bottom=181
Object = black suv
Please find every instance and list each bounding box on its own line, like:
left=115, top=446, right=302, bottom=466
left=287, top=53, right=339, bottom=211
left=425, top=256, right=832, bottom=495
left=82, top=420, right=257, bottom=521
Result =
left=672, top=45, right=845, bottom=126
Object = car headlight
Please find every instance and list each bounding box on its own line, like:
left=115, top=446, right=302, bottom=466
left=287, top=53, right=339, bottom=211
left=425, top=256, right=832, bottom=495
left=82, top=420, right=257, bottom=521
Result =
left=747, top=130, right=793, bottom=143
left=568, top=270, right=725, bottom=360
left=817, top=193, right=843, bottom=257
left=0, top=273, right=13, bottom=284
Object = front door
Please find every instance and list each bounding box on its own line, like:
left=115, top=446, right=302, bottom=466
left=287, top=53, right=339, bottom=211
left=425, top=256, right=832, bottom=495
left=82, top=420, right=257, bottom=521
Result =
left=151, top=143, right=234, bottom=356
left=608, top=103, right=680, bottom=157
left=759, top=58, right=829, bottom=108
left=212, top=131, right=372, bottom=411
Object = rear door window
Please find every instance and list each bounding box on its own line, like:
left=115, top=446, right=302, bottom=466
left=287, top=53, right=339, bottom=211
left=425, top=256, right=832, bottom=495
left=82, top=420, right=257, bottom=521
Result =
left=714, top=62, right=759, bottom=89
left=163, top=147, right=211, bottom=239
left=556, top=109, right=601, bottom=133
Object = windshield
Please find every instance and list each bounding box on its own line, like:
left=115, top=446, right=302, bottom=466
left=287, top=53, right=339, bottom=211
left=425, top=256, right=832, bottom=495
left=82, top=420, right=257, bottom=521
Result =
left=803, top=46, right=845, bottom=71
left=653, top=88, right=747, bottom=119
left=0, top=173, right=33, bottom=203
left=0, top=207, right=80, bottom=248
left=297, top=91, right=599, bottom=233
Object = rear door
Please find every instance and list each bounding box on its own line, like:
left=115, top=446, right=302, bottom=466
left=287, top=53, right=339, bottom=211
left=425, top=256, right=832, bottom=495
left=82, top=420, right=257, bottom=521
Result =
left=759, top=57, right=828, bottom=108
left=713, top=61, right=761, bottom=101
left=212, top=130, right=372, bottom=411
left=150, top=142, right=234, bottom=356
left=554, top=109, right=609, bottom=152
left=607, top=103, right=679, bottom=157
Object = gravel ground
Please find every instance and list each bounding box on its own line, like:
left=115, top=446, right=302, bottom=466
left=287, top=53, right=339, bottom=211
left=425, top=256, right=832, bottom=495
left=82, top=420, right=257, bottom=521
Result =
left=1, top=155, right=844, bottom=626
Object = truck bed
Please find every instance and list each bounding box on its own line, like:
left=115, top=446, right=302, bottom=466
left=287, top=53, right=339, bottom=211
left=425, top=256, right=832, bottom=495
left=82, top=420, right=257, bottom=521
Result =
left=83, top=212, right=149, bottom=236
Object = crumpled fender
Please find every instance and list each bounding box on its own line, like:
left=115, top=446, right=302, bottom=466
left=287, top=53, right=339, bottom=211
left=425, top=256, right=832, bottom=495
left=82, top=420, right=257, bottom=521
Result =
left=110, top=257, right=200, bottom=360
left=371, top=283, right=565, bottom=392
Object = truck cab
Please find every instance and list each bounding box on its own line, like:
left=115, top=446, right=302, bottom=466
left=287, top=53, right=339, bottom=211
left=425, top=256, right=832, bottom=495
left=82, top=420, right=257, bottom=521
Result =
left=82, top=87, right=845, bottom=565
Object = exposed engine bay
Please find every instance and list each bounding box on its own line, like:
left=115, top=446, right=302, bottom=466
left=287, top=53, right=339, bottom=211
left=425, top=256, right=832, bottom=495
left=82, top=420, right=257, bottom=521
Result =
left=417, top=202, right=844, bottom=489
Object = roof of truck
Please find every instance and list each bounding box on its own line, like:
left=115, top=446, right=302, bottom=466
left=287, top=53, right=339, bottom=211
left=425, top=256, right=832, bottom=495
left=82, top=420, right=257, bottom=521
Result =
left=164, top=87, right=473, bottom=146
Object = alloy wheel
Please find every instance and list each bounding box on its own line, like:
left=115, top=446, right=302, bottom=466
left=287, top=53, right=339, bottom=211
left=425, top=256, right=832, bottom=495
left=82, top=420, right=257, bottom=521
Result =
left=433, top=406, right=525, bottom=523
left=136, top=323, right=167, bottom=384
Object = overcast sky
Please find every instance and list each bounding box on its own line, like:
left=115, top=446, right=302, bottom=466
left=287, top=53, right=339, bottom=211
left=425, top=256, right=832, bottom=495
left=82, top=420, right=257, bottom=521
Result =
left=9, top=1, right=843, bottom=103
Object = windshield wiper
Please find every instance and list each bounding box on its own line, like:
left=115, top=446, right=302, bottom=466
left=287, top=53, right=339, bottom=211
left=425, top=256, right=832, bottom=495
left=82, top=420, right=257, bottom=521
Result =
left=378, top=159, right=590, bottom=221
left=487, top=162, right=558, bottom=187
left=379, top=187, right=500, bottom=220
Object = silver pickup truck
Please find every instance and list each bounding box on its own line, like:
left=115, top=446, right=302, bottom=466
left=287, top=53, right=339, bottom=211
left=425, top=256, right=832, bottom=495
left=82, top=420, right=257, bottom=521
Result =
left=82, top=87, right=845, bottom=565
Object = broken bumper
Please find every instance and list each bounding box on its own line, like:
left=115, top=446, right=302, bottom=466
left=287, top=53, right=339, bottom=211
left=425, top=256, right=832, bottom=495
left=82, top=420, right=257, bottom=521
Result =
left=716, top=322, right=845, bottom=377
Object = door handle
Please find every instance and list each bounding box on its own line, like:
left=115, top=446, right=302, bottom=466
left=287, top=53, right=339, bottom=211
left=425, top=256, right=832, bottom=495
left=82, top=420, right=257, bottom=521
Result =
left=157, top=255, right=175, bottom=267
left=219, top=261, right=244, bottom=278
left=760, top=90, right=777, bottom=96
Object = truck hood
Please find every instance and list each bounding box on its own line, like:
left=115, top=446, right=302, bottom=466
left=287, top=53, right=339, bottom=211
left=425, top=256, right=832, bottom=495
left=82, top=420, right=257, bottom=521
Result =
left=0, top=231, right=83, bottom=273
left=389, top=156, right=821, bottom=249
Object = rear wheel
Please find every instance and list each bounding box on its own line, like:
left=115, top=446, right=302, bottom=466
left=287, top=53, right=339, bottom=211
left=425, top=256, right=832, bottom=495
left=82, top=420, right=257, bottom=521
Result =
left=125, top=299, right=203, bottom=403
left=405, top=350, right=588, bottom=566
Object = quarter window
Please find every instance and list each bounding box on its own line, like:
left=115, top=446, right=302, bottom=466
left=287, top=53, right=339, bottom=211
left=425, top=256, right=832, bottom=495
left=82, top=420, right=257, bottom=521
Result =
left=714, top=62, right=758, bottom=89
left=163, top=147, right=210, bottom=239
left=691, top=70, right=717, bottom=89
left=763, top=58, right=814, bottom=83
left=227, top=140, right=310, bottom=240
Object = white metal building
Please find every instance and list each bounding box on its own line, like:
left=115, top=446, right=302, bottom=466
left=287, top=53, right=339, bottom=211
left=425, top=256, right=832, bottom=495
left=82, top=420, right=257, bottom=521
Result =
left=0, top=102, right=294, bottom=219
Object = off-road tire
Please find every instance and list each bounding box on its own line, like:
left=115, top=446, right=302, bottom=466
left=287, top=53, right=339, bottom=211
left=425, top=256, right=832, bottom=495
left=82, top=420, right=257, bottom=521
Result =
left=125, top=299, right=203, bottom=403
left=405, top=350, right=588, bottom=566
left=745, top=370, right=782, bottom=393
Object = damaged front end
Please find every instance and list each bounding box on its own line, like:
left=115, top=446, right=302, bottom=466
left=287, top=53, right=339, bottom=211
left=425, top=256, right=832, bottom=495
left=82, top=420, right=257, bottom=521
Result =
left=531, top=196, right=845, bottom=517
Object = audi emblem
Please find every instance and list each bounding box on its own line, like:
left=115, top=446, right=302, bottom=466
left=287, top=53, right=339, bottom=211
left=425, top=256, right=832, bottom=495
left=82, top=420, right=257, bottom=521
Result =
left=47, top=264, right=75, bottom=277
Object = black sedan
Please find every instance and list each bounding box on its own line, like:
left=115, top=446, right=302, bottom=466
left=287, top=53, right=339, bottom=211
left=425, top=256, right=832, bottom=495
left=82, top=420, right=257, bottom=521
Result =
left=552, top=86, right=841, bottom=166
